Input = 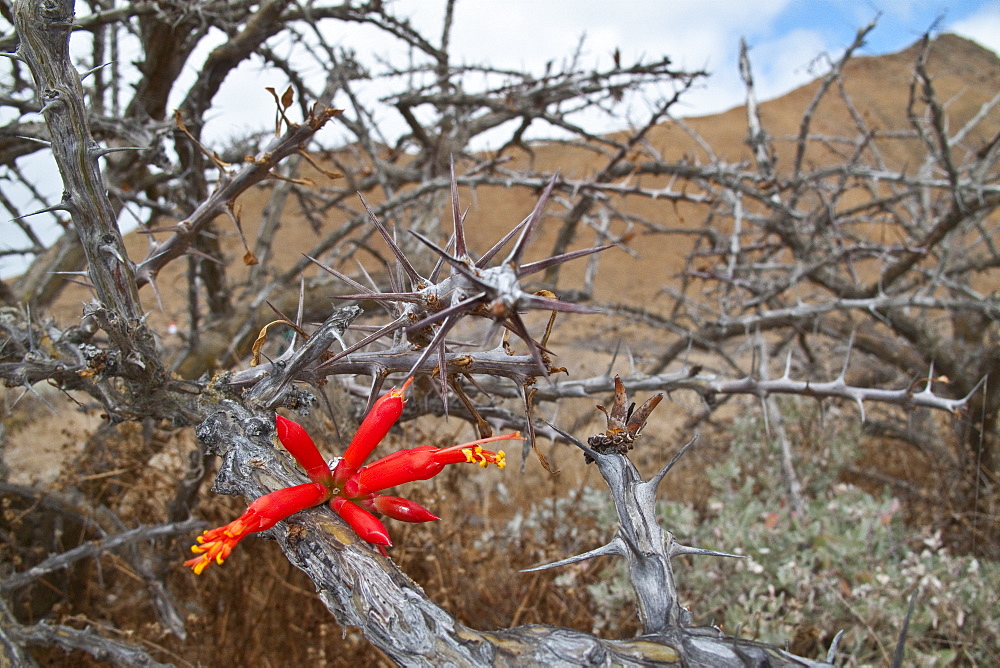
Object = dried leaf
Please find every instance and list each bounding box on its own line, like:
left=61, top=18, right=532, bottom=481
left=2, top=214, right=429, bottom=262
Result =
left=298, top=149, right=344, bottom=180
left=173, top=110, right=230, bottom=169
left=451, top=377, right=492, bottom=439
left=532, top=441, right=558, bottom=474
left=269, top=171, right=315, bottom=186
left=251, top=320, right=293, bottom=366
left=523, top=386, right=558, bottom=474
left=224, top=202, right=258, bottom=266
left=265, top=85, right=297, bottom=135
left=173, top=109, right=188, bottom=133
left=265, top=86, right=283, bottom=135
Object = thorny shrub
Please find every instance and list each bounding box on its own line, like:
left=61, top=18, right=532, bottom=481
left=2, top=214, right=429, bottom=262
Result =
left=498, top=400, right=1000, bottom=665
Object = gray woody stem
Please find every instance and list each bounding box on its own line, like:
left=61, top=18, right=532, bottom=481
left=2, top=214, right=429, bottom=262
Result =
left=200, top=400, right=833, bottom=667
left=14, top=0, right=139, bottom=316
left=14, top=0, right=160, bottom=382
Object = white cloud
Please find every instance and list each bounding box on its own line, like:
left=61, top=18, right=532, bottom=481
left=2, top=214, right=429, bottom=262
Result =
left=948, top=6, right=1000, bottom=56
left=746, top=28, right=835, bottom=101
left=443, top=0, right=794, bottom=75
left=430, top=0, right=803, bottom=120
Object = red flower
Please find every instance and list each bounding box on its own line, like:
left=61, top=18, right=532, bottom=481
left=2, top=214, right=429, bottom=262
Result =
left=334, top=377, right=413, bottom=486
left=186, top=377, right=520, bottom=573
left=331, top=435, right=514, bottom=550
left=330, top=497, right=392, bottom=547
left=276, top=415, right=334, bottom=486
left=184, top=482, right=330, bottom=574
left=366, top=494, right=440, bottom=523
left=343, top=436, right=511, bottom=497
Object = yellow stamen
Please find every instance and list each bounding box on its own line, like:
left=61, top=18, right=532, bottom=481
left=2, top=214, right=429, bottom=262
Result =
left=459, top=445, right=505, bottom=469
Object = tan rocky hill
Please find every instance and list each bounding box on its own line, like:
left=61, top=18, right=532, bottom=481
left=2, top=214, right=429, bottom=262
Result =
left=47, top=34, right=997, bottom=352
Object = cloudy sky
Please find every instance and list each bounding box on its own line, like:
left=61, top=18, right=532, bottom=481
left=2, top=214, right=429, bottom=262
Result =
left=415, top=0, right=999, bottom=117
left=191, top=0, right=999, bottom=149
left=2, top=0, right=998, bottom=277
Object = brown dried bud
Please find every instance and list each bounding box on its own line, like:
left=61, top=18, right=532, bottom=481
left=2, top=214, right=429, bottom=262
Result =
left=587, top=375, right=663, bottom=461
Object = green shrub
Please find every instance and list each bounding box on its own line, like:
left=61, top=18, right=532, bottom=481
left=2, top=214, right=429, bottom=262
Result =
left=545, top=401, right=999, bottom=665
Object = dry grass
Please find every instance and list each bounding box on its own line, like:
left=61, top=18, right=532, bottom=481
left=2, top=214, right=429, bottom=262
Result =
left=3, top=384, right=996, bottom=665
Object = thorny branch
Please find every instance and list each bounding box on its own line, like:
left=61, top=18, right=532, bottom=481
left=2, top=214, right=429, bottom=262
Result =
left=0, top=518, right=205, bottom=594
left=1, top=0, right=997, bottom=664
left=194, top=372, right=831, bottom=666
left=1, top=596, right=170, bottom=668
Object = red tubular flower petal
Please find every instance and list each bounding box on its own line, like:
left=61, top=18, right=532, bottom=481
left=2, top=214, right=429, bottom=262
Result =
left=335, top=378, right=413, bottom=484
left=247, top=482, right=332, bottom=522
left=184, top=483, right=330, bottom=574
left=345, top=447, right=441, bottom=496
left=347, top=433, right=519, bottom=496
left=275, top=415, right=334, bottom=485
left=331, top=497, right=392, bottom=546
left=369, top=494, right=440, bottom=523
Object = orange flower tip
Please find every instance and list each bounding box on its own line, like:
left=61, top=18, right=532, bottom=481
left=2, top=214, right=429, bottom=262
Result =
left=392, top=376, right=414, bottom=398
left=183, top=555, right=209, bottom=575
left=182, top=525, right=247, bottom=573
left=184, top=550, right=223, bottom=575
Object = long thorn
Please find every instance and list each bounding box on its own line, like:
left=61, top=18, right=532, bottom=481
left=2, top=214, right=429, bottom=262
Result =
left=508, top=312, right=549, bottom=380
left=478, top=214, right=531, bottom=267
left=316, top=316, right=409, bottom=369
left=405, top=292, right=486, bottom=333
left=504, top=173, right=559, bottom=267
left=450, top=157, right=468, bottom=259
left=307, top=255, right=373, bottom=294
left=518, top=244, right=614, bottom=277
left=358, top=194, right=422, bottom=284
